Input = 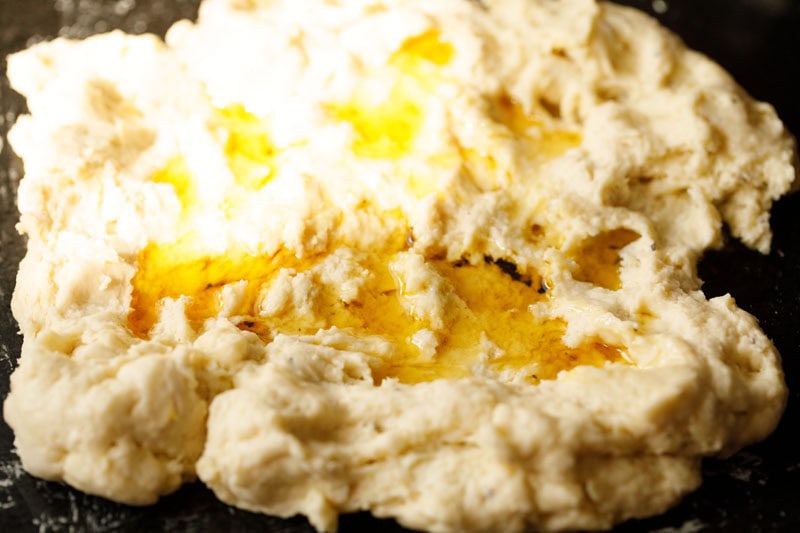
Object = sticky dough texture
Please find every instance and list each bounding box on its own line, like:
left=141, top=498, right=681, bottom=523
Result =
left=4, top=0, right=795, bottom=531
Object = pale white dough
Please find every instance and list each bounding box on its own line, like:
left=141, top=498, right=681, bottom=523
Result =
left=4, top=0, right=795, bottom=531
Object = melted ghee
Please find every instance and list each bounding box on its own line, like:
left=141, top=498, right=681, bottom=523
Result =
left=330, top=85, right=424, bottom=160
left=129, top=243, right=627, bottom=384
left=151, top=156, right=195, bottom=215
left=329, top=30, right=454, bottom=160
left=424, top=261, right=625, bottom=384
left=491, top=92, right=582, bottom=159
left=128, top=243, right=301, bottom=337
left=150, top=106, right=279, bottom=227
left=215, top=104, right=277, bottom=189
left=572, top=228, right=640, bottom=290
left=135, top=65, right=624, bottom=384
left=391, top=30, right=455, bottom=69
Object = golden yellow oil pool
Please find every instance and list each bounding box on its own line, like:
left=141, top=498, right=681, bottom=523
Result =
left=572, top=228, right=641, bottom=290
left=129, top=241, right=628, bottom=385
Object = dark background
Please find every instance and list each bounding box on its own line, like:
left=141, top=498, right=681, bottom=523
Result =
left=1, top=0, right=799, bottom=531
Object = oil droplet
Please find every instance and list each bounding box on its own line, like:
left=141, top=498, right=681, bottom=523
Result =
left=572, top=228, right=640, bottom=290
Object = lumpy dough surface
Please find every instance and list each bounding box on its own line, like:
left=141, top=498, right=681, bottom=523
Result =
left=4, top=0, right=795, bottom=531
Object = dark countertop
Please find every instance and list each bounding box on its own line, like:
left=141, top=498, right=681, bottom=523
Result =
left=1, top=1, right=799, bottom=531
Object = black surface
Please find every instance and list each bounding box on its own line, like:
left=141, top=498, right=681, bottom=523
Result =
left=1, top=0, right=799, bottom=531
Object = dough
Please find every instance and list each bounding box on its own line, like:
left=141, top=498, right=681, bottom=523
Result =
left=4, top=0, right=795, bottom=531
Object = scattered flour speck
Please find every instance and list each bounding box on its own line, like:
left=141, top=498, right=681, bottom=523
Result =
left=653, top=518, right=707, bottom=533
